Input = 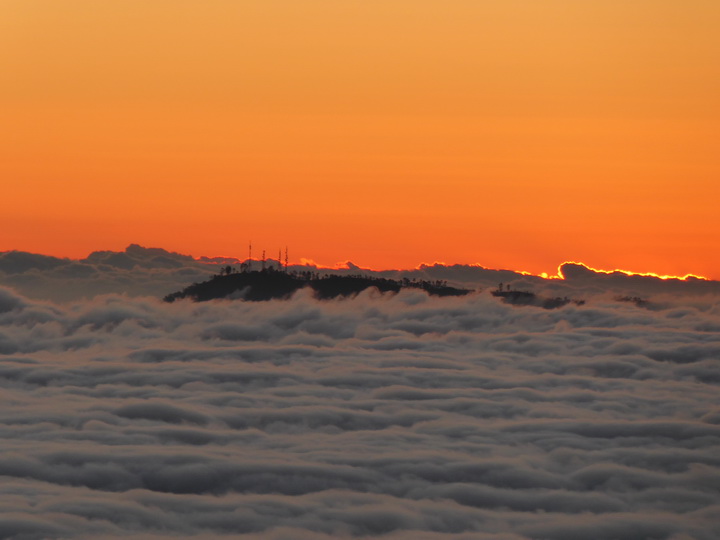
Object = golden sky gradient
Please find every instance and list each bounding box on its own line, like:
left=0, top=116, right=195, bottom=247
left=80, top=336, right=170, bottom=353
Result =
left=2, top=1, right=719, bottom=278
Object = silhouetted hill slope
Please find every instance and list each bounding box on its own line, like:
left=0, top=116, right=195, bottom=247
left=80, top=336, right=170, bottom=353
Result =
left=491, top=289, right=585, bottom=309
left=163, top=270, right=472, bottom=302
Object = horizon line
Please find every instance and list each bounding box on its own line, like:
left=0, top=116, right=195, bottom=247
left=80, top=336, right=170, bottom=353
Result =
left=1, top=245, right=712, bottom=283
left=198, top=253, right=711, bottom=282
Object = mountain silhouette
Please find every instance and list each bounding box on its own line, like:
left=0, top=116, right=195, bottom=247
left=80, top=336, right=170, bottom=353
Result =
left=163, top=268, right=472, bottom=302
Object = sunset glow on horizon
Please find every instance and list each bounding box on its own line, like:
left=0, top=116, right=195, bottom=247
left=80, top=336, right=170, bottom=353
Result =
left=2, top=1, right=719, bottom=279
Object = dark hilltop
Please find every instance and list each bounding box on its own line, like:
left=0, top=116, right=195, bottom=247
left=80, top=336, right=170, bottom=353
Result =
left=163, top=265, right=472, bottom=302
left=491, top=283, right=586, bottom=309
left=162, top=264, right=591, bottom=308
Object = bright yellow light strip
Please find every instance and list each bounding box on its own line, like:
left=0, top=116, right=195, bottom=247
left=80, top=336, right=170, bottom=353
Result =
left=553, top=261, right=708, bottom=281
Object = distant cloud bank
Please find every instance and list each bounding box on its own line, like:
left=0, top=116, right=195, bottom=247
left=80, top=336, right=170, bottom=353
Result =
left=0, top=246, right=718, bottom=538
left=1, top=244, right=718, bottom=303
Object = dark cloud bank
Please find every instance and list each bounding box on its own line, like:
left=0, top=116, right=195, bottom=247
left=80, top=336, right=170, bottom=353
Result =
left=0, top=246, right=719, bottom=539
left=2, top=244, right=719, bottom=303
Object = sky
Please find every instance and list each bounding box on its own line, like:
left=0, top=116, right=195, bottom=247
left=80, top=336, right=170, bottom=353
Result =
left=2, top=1, right=719, bottom=278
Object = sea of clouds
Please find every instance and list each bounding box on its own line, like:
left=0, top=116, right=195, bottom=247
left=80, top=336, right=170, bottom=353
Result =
left=0, top=246, right=718, bottom=539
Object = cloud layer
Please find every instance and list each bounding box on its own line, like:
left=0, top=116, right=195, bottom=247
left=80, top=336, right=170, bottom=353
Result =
left=0, top=278, right=719, bottom=539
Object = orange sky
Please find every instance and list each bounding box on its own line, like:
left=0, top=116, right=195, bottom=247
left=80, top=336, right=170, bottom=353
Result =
left=2, top=1, right=719, bottom=278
